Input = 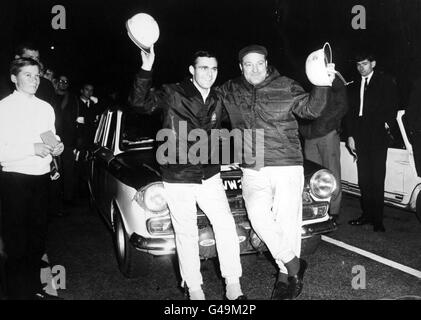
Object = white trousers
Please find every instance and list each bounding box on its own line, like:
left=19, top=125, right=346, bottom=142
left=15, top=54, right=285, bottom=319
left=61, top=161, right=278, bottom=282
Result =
left=163, top=173, right=242, bottom=289
left=242, top=166, right=303, bottom=274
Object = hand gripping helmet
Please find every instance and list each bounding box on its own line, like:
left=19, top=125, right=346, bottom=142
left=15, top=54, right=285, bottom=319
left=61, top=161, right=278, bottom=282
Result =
left=305, top=42, right=350, bottom=86
left=126, top=13, right=160, bottom=53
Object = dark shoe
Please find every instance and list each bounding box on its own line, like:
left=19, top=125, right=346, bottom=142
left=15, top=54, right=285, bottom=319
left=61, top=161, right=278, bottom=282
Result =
left=287, top=259, right=308, bottom=299
left=373, top=224, right=386, bottom=232
left=34, top=291, right=63, bottom=300
left=330, top=215, right=340, bottom=225
left=271, top=280, right=290, bottom=300
left=348, top=216, right=373, bottom=226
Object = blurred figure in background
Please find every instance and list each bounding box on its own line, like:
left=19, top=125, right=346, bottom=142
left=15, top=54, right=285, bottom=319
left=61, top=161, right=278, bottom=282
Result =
left=300, top=77, right=348, bottom=224
left=74, top=83, right=100, bottom=200
left=53, top=75, right=79, bottom=207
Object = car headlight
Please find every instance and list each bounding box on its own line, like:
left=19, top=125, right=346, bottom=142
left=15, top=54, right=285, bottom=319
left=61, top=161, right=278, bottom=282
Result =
left=309, top=169, right=337, bottom=199
left=134, top=182, right=168, bottom=213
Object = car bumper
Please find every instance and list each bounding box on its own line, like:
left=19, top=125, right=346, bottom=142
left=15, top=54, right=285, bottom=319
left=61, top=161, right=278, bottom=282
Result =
left=130, top=218, right=337, bottom=256
left=302, top=219, right=337, bottom=239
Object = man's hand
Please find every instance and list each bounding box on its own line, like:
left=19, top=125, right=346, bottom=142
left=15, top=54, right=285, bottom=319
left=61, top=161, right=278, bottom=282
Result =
left=76, top=116, right=85, bottom=124
left=347, top=136, right=357, bottom=161
left=326, top=63, right=336, bottom=84
left=34, top=143, right=53, bottom=158
left=51, top=142, right=64, bottom=157
left=141, top=45, right=155, bottom=71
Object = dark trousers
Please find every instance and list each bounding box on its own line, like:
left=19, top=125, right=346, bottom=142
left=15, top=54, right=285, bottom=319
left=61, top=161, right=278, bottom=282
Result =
left=355, top=141, right=388, bottom=227
left=0, top=172, right=49, bottom=299
left=304, top=130, right=342, bottom=216
left=48, top=175, right=62, bottom=218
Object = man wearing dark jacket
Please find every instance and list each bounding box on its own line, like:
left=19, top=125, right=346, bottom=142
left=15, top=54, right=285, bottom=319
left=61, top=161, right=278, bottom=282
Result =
left=53, top=75, right=79, bottom=205
left=218, top=45, right=333, bottom=300
left=300, top=77, right=348, bottom=222
left=346, top=52, right=398, bottom=232
left=128, top=46, right=245, bottom=300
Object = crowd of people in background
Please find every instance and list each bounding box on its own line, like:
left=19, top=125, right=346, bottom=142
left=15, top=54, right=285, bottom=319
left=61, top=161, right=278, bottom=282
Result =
left=0, top=39, right=420, bottom=300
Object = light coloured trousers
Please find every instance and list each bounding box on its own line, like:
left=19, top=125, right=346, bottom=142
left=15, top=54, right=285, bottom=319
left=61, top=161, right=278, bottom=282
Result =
left=304, top=130, right=342, bottom=216
left=242, top=166, right=303, bottom=274
left=163, top=173, right=242, bottom=290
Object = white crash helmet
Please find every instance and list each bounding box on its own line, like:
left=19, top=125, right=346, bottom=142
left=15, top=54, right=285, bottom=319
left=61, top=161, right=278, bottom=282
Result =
left=126, top=13, right=160, bottom=53
left=305, top=42, right=333, bottom=86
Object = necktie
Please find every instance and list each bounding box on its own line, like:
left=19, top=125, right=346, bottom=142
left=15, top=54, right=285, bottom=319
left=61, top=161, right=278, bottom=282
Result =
left=359, top=77, right=368, bottom=117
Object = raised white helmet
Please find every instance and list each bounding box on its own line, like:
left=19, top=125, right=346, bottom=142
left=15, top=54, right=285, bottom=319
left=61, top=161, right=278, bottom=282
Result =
left=126, top=13, right=160, bottom=53
left=305, top=42, right=333, bottom=86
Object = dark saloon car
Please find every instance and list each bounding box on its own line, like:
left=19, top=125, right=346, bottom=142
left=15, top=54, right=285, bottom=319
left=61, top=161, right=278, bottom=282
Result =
left=88, top=108, right=337, bottom=278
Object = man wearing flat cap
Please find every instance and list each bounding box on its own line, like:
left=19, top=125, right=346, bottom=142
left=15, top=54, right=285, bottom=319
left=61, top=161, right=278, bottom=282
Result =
left=217, top=44, right=334, bottom=300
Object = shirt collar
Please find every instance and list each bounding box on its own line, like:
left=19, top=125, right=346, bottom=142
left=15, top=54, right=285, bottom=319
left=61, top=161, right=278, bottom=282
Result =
left=80, top=97, right=90, bottom=104
left=362, top=70, right=374, bottom=84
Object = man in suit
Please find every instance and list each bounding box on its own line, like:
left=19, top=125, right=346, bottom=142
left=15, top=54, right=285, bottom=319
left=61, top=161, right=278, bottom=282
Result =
left=346, top=52, right=398, bottom=232
left=74, top=83, right=100, bottom=199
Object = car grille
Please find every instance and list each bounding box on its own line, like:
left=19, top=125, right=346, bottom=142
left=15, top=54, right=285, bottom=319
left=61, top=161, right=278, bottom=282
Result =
left=196, top=189, right=328, bottom=224
left=197, top=195, right=248, bottom=228
left=197, top=211, right=249, bottom=229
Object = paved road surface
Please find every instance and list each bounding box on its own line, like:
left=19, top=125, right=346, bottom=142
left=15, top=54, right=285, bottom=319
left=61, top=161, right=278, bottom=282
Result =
left=44, top=194, right=421, bottom=300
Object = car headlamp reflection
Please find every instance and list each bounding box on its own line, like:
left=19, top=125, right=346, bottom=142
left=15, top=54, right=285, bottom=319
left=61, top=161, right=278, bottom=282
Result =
left=309, top=169, right=337, bottom=199
left=134, top=182, right=168, bottom=214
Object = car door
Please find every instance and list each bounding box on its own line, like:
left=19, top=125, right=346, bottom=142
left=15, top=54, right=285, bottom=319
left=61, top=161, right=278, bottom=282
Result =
left=101, top=111, right=118, bottom=217
left=92, top=111, right=115, bottom=216
left=395, top=110, right=420, bottom=207
left=89, top=112, right=107, bottom=206
left=384, top=120, right=406, bottom=205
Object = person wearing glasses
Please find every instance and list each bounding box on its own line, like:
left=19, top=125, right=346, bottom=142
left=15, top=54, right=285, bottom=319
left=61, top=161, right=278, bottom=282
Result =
left=53, top=75, right=79, bottom=207
left=128, top=46, right=246, bottom=300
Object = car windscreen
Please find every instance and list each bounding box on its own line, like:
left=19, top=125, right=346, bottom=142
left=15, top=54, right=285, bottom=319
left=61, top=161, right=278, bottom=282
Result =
left=120, top=111, right=162, bottom=150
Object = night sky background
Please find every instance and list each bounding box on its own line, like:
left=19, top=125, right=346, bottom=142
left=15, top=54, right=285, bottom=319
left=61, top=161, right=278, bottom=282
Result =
left=0, top=0, right=420, bottom=105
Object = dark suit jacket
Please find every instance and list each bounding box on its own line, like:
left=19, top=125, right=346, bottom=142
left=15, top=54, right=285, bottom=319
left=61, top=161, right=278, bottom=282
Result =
left=346, top=71, right=398, bottom=150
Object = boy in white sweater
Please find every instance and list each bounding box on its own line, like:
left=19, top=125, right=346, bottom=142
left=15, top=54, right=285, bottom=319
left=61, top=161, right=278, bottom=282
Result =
left=0, top=57, right=64, bottom=299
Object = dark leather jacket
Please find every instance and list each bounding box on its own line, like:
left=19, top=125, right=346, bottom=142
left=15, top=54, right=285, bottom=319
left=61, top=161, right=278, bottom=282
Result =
left=128, top=69, right=225, bottom=183
left=218, top=67, right=330, bottom=168
left=299, top=77, right=348, bottom=139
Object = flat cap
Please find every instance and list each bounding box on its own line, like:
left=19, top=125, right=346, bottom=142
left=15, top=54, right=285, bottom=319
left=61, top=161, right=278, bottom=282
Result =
left=238, top=44, right=268, bottom=62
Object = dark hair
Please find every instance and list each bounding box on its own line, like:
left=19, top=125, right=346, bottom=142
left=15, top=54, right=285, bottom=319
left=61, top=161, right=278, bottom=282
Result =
left=9, top=57, right=41, bottom=76
left=355, top=52, right=376, bottom=63
left=14, top=42, right=39, bottom=57
left=190, top=50, right=218, bottom=67
left=81, top=82, right=94, bottom=89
